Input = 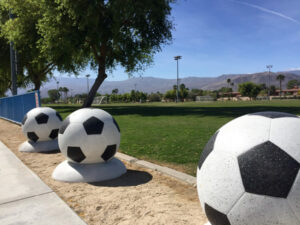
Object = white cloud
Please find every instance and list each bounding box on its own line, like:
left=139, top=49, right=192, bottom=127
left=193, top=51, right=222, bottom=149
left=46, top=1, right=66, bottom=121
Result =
left=285, top=67, right=300, bottom=71
left=232, top=0, right=300, bottom=25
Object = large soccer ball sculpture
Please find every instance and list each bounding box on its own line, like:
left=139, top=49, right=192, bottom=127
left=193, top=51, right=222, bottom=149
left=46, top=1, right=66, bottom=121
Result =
left=197, top=111, right=300, bottom=225
left=19, top=107, right=62, bottom=152
left=52, top=108, right=126, bottom=182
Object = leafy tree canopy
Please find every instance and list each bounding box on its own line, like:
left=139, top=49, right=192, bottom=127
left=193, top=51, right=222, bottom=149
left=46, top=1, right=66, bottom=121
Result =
left=287, top=79, right=300, bottom=89
left=35, top=0, right=175, bottom=107
left=47, top=89, right=60, bottom=102
left=238, top=82, right=262, bottom=100
left=0, top=0, right=55, bottom=90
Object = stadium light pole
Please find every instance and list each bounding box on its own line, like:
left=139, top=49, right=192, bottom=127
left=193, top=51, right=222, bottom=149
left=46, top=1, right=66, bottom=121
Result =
left=9, top=10, right=17, bottom=95
left=174, top=56, right=182, bottom=103
left=86, top=74, right=90, bottom=94
left=266, top=65, right=273, bottom=100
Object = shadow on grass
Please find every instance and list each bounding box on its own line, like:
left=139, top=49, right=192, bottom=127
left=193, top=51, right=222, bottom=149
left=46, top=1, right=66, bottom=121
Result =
left=51, top=104, right=300, bottom=118
left=89, top=169, right=152, bottom=187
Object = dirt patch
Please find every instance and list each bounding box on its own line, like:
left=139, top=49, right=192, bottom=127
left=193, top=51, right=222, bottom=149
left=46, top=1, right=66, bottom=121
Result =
left=0, top=119, right=207, bottom=225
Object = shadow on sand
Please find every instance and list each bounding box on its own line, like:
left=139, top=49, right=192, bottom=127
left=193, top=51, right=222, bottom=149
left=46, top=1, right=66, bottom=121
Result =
left=39, top=149, right=61, bottom=154
left=89, top=169, right=153, bottom=187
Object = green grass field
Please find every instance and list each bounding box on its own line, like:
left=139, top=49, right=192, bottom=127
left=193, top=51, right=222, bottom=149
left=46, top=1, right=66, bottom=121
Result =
left=47, top=100, right=300, bottom=176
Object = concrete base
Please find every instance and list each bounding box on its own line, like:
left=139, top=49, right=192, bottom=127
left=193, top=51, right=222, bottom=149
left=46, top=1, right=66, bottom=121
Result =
left=19, top=140, right=59, bottom=153
left=52, top=158, right=127, bottom=183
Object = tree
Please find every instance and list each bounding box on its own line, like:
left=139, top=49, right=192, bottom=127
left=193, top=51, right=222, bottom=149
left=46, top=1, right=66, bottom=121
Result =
left=276, top=74, right=285, bottom=98
left=0, top=0, right=56, bottom=90
left=188, top=89, right=203, bottom=101
left=270, top=85, right=277, bottom=96
left=179, top=83, right=188, bottom=100
left=0, top=37, right=11, bottom=96
left=238, top=82, right=262, bottom=100
left=227, top=78, right=231, bottom=88
left=148, top=93, right=161, bottom=102
left=287, top=80, right=300, bottom=89
left=112, top=88, right=119, bottom=94
left=62, top=87, right=69, bottom=101
left=164, top=90, right=176, bottom=101
left=35, top=0, right=175, bottom=107
left=48, top=89, right=60, bottom=102
left=259, top=83, right=267, bottom=90
left=0, top=8, right=28, bottom=95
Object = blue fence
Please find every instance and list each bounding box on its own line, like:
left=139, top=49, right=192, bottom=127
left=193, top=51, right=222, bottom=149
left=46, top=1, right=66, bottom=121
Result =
left=0, top=91, right=41, bottom=124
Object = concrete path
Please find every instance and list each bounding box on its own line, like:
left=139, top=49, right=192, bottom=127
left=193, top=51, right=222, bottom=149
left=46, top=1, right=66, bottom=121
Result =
left=0, top=141, right=87, bottom=225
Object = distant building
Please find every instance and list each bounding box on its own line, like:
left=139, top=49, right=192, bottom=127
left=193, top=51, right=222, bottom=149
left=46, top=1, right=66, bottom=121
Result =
left=275, top=86, right=299, bottom=96
left=196, top=96, right=215, bottom=101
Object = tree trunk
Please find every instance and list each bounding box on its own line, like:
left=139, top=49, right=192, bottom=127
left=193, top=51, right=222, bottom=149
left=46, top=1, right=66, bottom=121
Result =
left=279, top=80, right=282, bottom=99
left=82, top=66, right=107, bottom=108
left=34, top=79, right=41, bottom=91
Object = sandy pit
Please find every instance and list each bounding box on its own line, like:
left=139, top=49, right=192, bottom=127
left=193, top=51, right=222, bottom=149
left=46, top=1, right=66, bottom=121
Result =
left=0, top=118, right=207, bottom=225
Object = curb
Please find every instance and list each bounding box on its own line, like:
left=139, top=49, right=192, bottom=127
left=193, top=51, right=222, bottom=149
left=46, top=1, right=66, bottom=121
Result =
left=115, top=152, right=197, bottom=187
left=3, top=119, right=197, bottom=187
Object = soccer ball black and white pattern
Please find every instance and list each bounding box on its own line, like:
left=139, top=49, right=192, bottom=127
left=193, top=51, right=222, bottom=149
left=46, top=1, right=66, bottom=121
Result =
left=197, top=111, right=300, bottom=225
left=22, top=107, right=63, bottom=143
left=58, top=108, right=120, bottom=164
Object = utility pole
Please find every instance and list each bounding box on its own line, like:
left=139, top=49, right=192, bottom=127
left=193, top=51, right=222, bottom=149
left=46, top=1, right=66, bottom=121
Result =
left=86, top=74, right=90, bottom=94
left=266, top=65, right=273, bottom=100
left=9, top=10, right=17, bottom=95
left=174, top=56, right=182, bottom=103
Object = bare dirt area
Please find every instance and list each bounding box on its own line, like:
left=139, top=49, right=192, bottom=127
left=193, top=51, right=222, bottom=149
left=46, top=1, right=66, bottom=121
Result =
left=0, top=118, right=207, bottom=225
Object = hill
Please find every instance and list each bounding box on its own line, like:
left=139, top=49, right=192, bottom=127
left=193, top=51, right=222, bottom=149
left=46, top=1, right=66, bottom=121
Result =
left=38, top=71, right=300, bottom=97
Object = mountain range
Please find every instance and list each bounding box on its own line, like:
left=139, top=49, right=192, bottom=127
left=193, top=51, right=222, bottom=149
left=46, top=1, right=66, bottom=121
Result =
left=38, top=70, right=300, bottom=97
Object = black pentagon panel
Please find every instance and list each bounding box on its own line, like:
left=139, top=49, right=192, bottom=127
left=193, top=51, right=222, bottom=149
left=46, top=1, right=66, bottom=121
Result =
left=27, top=132, right=39, bottom=143
left=49, top=129, right=59, bottom=139
left=22, top=114, right=27, bottom=125
left=101, top=144, right=117, bottom=161
left=113, top=118, right=120, bottom=132
left=35, top=113, right=49, bottom=124
left=238, top=141, right=300, bottom=198
left=205, top=203, right=231, bottom=225
left=198, top=131, right=219, bottom=170
left=67, top=146, right=86, bottom=163
left=83, top=117, right=104, bottom=135
left=249, top=111, right=298, bottom=119
left=56, top=112, right=63, bottom=121
left=59, top=117, right=70, bottom=134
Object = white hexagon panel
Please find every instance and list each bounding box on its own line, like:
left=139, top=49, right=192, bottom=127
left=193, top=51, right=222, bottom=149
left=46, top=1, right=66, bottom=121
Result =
left=58, top=108, right=121, bottom=164
left=22, top=107, right=63, bottom=142
left=197, top=111, right=300, bottom=225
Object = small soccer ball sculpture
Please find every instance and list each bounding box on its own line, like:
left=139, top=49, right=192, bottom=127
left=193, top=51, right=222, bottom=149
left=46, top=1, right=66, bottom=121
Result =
left=19, top=107, right=63, bottom=152
left=52, top=108, right=126, bottom=183
left=197, top=111, right=300, bottom=225
left=58, top=108, right=120, bottom=163
left=22, top=107, right=63, bottom=142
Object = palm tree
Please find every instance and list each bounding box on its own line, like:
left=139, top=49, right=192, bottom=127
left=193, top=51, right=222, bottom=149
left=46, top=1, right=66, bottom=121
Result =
left=227, top=79, right=231, bottom=100
left=230, top=82, right=234, bottom=99
left=276, top=74, right=285, bottom=99
left=227, top=78, right=231, bottom=87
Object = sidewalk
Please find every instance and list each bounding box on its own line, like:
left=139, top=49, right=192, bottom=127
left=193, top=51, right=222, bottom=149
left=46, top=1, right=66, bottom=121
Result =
left=0, top=141, right=87, bottom=225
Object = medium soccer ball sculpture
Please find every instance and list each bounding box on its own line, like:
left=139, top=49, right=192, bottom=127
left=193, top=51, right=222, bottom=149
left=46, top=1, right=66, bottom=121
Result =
left=52, top=108, right=126, bottom=182
left=19, top=107, right=63, bottom=152
left=197, top=111, right=300, bottom=225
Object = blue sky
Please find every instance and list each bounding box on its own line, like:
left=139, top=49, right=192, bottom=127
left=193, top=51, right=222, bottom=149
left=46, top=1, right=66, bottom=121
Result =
left=63, top=0, right=300, bottom=81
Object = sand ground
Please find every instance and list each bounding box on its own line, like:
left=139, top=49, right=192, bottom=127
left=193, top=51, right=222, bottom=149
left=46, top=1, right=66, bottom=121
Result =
left=0, top=118, right=207, bottom=225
